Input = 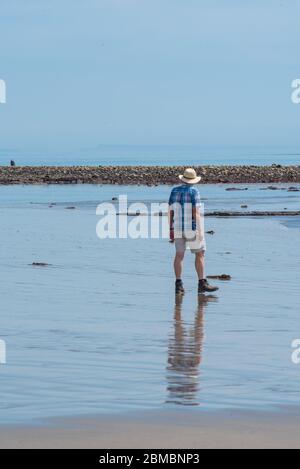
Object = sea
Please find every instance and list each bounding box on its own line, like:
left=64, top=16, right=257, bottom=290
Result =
left=0, top=144, right=300, bottom=166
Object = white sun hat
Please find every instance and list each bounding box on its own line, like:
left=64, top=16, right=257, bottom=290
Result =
left=179, top=168, right=201, bottom=184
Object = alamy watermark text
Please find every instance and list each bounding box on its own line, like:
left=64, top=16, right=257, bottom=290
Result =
left=291, top=79, right=300, bottom=104
left=0, top=340, right=6, bottom=364
left=0, top=79, right=6, bottom=104
left=291, top=339, right=300, bottom=365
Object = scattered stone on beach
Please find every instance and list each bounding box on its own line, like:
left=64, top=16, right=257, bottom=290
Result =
left=207, top=274, right=231, bottom=281
left=206, top=230, right=215, bottom=235
left=31, top=262, right=51, bottom=267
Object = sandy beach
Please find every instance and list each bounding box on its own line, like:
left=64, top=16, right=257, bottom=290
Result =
left=1, top=408, right=300, bottom=449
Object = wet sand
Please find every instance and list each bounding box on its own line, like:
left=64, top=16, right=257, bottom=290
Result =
left=1, top=184, right=300, bottom=448
left=1, top=408, right=300, bottom=449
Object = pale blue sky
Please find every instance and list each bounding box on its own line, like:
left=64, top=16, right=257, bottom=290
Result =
left=0, top=0, right=299, bottom=149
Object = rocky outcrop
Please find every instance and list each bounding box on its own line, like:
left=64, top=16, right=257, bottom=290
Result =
left=0, top=165, right=299, bottom=185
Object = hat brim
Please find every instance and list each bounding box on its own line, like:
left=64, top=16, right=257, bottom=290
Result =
left=179, top=175, right=201, bottom=184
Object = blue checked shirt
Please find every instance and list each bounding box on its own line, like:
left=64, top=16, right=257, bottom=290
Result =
left=168, top=184, right=201, bottom=232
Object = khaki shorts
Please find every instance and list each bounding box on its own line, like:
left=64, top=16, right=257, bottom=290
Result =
left=175, top=233, right=206, bottom=254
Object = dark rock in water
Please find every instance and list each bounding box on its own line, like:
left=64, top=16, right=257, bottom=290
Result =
left=206, top=210, right=300, bottom=217
left=31, top=262, right=51, bottom=267
left=112, top=197, right=118, bottom=201
left=10, top=160, right=16, bottom=167
left=241, top=205, right=248, bottom=208
left=288, top=187, right=300, bottom=192
left=207, top=274, right=231, bottom=281
left=65, top=206, right=76, bottom=210
left=261, top=186, right=282, bottom=191
left=127, top=211, right=142, bottom=216
left=206, top=230, right=215, bottom=235
left=226, top=187, right=248, bottom=191
left=153, top=212, right=166, bottom=216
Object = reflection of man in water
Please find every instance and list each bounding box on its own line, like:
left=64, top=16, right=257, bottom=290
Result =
left=166, top=294, right=217, bottom=406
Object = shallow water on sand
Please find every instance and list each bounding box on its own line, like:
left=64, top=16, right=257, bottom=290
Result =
left=0, top=184, right=299, bottom=424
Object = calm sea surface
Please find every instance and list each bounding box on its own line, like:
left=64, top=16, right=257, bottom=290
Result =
left=0, top=183, right=299, bottom=424
left=0, top=144, right=300, bottom=166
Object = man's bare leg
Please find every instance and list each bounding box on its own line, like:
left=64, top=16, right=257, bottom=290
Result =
left=174, top=252, right=185, bottom=294
left=174, top=252, right=185, bottom=280
left=195, top=251, right=219, bottom=293
left=195, top=251, right=205, bottom=280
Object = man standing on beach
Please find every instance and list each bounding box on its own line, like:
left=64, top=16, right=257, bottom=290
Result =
left=168, top=168, right=219, bottom=295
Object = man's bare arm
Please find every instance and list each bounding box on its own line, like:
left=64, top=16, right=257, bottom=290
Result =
left=168, top=208, right=174, bottom=228
left=193, top=206, right=204, bottom=240
left=168, top=208, right=174, bottom=242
